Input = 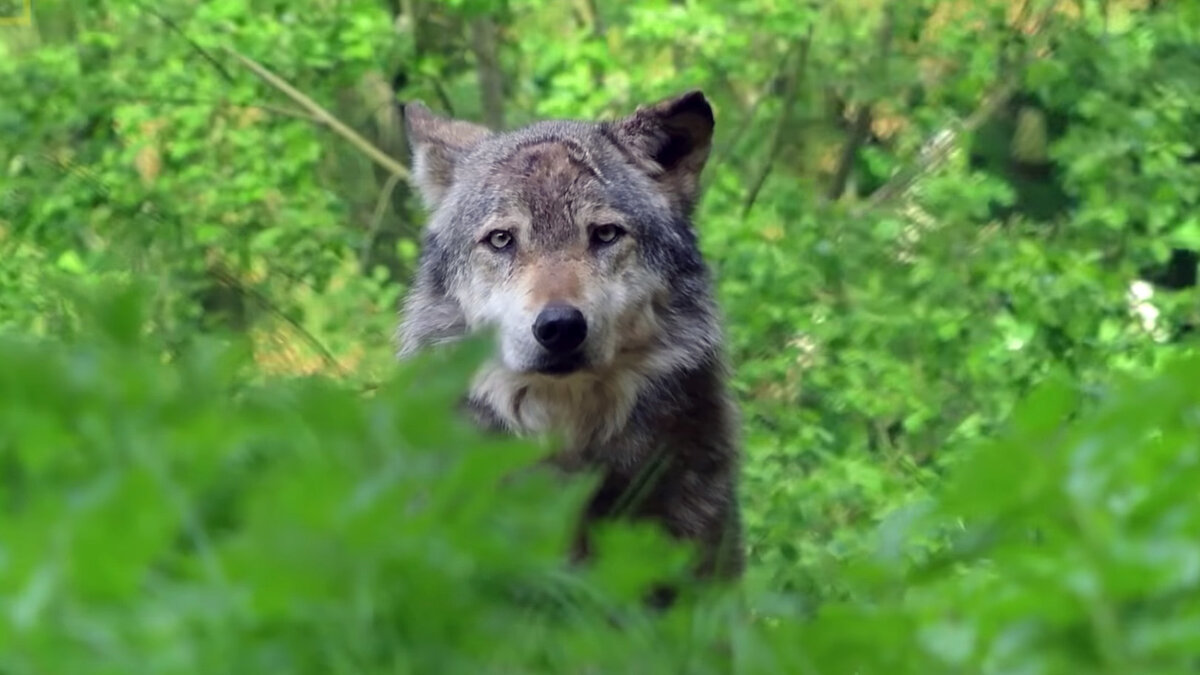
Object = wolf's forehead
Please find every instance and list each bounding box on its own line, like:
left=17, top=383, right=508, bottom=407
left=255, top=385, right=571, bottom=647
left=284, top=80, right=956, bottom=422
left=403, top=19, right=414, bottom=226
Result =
left=499, top=138, right=603, bottom=183
left=488, top=139, right=610, bottom=245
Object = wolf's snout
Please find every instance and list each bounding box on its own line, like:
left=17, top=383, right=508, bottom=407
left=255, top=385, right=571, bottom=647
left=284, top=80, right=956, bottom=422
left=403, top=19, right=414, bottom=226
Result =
left=533, top=303, right=588, bottom=354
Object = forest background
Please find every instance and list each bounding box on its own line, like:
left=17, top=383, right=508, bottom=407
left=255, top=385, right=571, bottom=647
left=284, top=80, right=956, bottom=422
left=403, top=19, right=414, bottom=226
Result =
left=1, top=1, right=1198, bottom=672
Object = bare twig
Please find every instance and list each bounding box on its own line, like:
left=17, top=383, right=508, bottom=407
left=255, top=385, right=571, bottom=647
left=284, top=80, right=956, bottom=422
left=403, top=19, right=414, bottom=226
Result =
left=584, top=0, right=606, bottom=36
left=209, top=267, right=344, bottom=375
left=222, top=46, right=410, bottom=180
left=826, top=103, right=874, bottom=202
left=854, top=80, right=1018, bottom=215
left=740, top=25, right=814, bottom=218
left=707, top=45, right=796, bottom=184
left=430, top=82, right=457, bottom=117
left=360, top=172, right=403, bottom=272
left=133, top=1, right=235, bottom=83
left=853, top=0, right=1062, bottom=215
left=574, top=0, right=608, bottom=88
left=113, top=95, right=321, bottom=123
left=37, top=152, right=343, bottom=370
left=826, top=3, right=896, bottom=203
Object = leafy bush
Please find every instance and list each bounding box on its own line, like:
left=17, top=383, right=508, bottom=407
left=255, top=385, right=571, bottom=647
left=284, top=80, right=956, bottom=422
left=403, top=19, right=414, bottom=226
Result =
left=2, top=0, right=1199, bottom=671
left=3, top=288, right=1198, bottom=673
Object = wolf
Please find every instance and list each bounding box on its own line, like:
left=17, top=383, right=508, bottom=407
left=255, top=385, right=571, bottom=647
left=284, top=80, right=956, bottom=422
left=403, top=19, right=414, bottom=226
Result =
left=394, top=91, right=745, bottom=592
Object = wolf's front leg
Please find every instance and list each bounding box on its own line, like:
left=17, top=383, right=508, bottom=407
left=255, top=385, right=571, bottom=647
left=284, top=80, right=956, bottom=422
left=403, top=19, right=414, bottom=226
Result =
left=573, top=456, right=745, bottom=594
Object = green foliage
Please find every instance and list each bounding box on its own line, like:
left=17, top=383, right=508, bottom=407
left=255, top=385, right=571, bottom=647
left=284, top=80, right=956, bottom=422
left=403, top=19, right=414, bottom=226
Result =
left=2, top=0, right=1199, bottom=671
left=3, top=289, right=1198, bottom=673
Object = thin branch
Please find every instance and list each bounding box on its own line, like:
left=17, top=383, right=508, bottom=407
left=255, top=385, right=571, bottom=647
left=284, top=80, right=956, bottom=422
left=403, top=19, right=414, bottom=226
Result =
left=584, top=0, right=606, bottom=36
left=854, top=0, right=1062, bottom=215
left=826, top=103, right=874, bottom=202
left=113, top=95, right=322, bottom=123
left=222, top=46, right=410, bottom=181
left=133, top=1, right=235, bottom=83
left=430, top=81, right=457, bottom=117
left=360, top=171, right=403, bottom=272
left=37, top=149, right=343, bottom=372
left=740, top=25, right=814, bottom=219
left=707, top=45, right=795, bottom=181
left=209, top=268, right=344, bottom=375
left=128, top=6, right=329, bottom=126
left=575, top=0, right=608, bottom=88
left=826, top=3, right=896, bottom=203
left=854, top=80, right=1018, bottom=215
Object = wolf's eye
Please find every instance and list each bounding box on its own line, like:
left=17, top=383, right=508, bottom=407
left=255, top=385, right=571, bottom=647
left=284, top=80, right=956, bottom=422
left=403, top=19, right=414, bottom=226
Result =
left=485, top=229, right=514, bottom=251
left=591, top=224, right=625, bottom=246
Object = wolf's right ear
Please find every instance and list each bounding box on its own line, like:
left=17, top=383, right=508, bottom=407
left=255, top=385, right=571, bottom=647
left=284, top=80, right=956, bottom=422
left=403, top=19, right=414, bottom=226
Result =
left=402, top=102, right=493, bottom=210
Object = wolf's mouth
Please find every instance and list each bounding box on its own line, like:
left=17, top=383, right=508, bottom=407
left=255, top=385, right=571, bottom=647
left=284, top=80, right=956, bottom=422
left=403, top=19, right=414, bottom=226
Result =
left=533, top=351, right=587, bottom=376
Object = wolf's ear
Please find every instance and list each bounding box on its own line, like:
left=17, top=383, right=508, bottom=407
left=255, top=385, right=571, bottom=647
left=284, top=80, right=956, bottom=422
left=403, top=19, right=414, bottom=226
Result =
left=402, top=101, right=493, bottom=210
left=609, top=90, right=715, bottom=214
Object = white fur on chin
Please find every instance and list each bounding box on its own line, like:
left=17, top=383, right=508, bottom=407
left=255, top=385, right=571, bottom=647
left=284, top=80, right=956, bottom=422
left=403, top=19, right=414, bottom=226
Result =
left=469, top=359, right=644, bottom=448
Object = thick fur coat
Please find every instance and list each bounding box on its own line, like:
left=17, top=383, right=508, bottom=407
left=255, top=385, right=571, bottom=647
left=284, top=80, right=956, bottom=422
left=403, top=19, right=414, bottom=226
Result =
left=395, top=91, right=745, bottom=585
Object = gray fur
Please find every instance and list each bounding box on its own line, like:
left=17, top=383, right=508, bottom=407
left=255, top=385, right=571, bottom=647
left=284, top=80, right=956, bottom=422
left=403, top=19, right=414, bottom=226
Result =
left=396, top=91, right=745, bottom=586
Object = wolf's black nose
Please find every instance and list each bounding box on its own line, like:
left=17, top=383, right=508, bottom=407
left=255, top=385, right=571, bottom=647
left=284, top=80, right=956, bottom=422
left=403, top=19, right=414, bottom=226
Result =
left=533, top=304, right=588, bottom=354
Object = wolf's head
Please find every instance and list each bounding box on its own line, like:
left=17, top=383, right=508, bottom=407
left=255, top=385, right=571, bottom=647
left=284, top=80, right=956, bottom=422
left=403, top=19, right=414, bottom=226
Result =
left=396, top=92, right=719, bottom=384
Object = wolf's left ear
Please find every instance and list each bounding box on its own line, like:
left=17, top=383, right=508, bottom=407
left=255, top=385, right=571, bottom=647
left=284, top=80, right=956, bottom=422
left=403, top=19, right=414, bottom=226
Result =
left=609, top=90, right=715, bottom=214
left=402, top=101, right=493, bottom=210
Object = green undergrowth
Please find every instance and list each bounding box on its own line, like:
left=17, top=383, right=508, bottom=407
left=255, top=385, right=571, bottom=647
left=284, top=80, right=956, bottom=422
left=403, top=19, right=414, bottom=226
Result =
left=2, top=286, right=1197, bottom=674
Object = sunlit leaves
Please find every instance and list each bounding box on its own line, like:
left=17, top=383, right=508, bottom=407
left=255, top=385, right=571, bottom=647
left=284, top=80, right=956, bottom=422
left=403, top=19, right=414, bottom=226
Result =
left=2, top=0, right=1200, bottom=672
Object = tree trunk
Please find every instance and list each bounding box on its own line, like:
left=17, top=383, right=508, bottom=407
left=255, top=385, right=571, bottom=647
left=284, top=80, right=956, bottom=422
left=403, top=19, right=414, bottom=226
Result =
left=469, top=17, right=506, bottom=130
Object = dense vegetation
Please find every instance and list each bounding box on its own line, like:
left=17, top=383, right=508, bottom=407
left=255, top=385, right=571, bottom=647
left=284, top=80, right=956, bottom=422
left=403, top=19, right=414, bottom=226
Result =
left=2, top=1, right=1198, bottom=672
